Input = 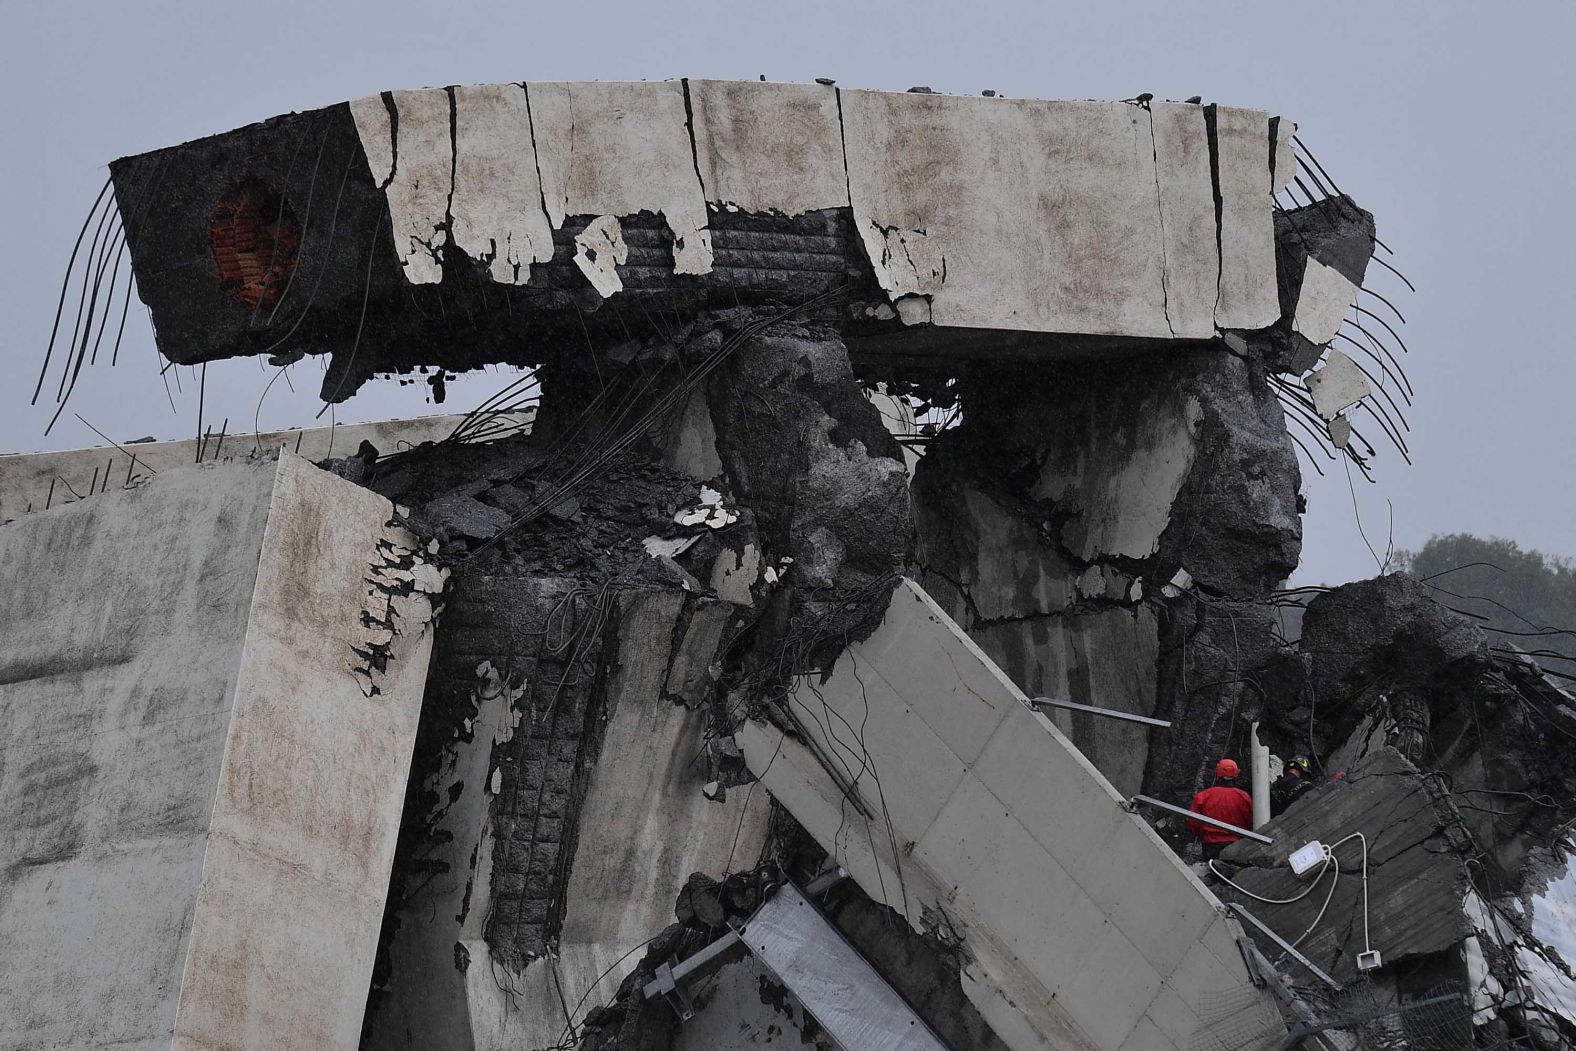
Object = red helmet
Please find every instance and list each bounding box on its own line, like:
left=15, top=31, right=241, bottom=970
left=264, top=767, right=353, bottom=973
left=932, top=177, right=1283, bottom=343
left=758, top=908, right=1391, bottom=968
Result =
left=1215, top=758, right=1240, bottom=780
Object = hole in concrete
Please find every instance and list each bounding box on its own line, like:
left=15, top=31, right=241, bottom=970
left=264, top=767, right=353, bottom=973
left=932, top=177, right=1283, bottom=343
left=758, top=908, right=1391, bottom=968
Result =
left=208, top=178, right=301, bottom=309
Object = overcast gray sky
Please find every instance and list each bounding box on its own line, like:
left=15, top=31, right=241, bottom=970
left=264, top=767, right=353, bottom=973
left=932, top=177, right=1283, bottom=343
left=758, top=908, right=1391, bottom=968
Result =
left=3, top=1, right=1571, bottom=585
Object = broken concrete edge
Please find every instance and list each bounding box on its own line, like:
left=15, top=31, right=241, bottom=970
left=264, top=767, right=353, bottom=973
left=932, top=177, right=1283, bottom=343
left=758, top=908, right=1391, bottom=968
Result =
left=128, top=80, right=1295, bottom=343
left=354, top=82, right=1286, bottom=337
left=0, top=412, right=532, bottom=526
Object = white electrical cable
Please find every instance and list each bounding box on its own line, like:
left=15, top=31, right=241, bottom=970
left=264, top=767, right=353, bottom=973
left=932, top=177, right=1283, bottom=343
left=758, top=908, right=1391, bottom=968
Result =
left=1208, top=855, right=1333, bottom=904
left=1211, top=833, right=1374, bottom=959
left=1327, top=832, right=1372, bottom=953
left=1289, top=852, right=1342, bottom=949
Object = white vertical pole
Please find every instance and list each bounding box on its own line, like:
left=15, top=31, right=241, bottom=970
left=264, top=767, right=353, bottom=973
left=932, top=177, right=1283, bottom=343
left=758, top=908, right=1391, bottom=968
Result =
left=1250, top=721, right=1272, bottom=829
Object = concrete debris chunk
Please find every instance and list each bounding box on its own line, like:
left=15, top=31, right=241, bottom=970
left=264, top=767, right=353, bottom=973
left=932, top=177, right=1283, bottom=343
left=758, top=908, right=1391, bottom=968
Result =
left=1305, top=349, right=1371, bottom=421
left=573, top=214, right=630, bottom=297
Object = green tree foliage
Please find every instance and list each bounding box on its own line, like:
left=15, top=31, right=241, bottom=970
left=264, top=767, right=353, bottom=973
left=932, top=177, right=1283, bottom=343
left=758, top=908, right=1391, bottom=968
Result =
left=1395, top=534, right=1576, bottom=678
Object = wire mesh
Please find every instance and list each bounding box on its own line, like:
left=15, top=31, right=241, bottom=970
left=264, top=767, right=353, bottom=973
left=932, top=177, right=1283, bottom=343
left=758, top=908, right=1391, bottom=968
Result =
left=1190, top=975, right=1470, bottom=1051
left=1190, top=985, right=1292, bottom=1051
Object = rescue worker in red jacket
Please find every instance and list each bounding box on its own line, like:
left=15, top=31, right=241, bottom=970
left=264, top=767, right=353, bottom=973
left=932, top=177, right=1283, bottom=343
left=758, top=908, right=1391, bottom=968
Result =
left=1188, top=758, right=1254, bottom=861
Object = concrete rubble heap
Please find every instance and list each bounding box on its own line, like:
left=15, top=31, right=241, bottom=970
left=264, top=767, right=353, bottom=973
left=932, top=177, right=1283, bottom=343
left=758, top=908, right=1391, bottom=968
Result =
left=2, top=78, right=1572, bottom=1051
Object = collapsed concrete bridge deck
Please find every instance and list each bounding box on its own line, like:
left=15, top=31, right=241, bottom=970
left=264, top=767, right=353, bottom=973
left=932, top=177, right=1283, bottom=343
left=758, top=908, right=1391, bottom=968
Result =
left=104, top=80, right=1365, bottom=404
left=11, top=74, right=1570, bottom=1051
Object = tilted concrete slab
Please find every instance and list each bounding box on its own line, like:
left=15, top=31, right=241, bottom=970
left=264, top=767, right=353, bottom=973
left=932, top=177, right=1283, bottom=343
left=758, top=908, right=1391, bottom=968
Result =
left=740, top=578, right=1285, bottom=1051
left=0, top=452, right=440, bottom=1050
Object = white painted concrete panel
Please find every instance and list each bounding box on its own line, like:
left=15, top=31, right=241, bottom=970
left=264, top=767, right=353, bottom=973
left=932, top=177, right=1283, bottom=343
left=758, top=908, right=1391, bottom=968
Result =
left=527, top=80, right=712, bottom=277
left=450, top=83, right=555, bottom=285
left=386, top=89, right=455, bottom=285
left=172, top=454, right=436, bottom=1050
left=850, top=581, right=1015, bottom=764
left=348, top=93, right=394, bottom=188
left=1272, top=118, right=1297, bottom=195
left=1150, top=103, right=1220, bottom=339
left=688, top=79, right=848, bottom=215
left=842, top=92, right=1175, bottom=338
left=1212, top=105, right=1280, bottom=329
left=1291, top=256, right=1359, bottom=346
left=1305, top=349, right=1370, bottom=420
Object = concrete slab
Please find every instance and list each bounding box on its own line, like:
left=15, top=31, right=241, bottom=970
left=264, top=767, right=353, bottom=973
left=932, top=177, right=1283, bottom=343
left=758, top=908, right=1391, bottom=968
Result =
left=850, top=581, right=1018, bottom=764
left=0, top=453, right=437, bottom=1051
left=1291, top=256, right=1360, bottom=346
left=1150, top=103, right=1220, bottom=340
left=913, top=774, right=1085, bottom=979
left=688, top=79, right=848, bottom=215
left=842, top=92, right=1174, bottom=338
left=384, top=88, right=455, bottom=285
left=744, top=578, right=1276, bottom=1051
left=349, top=92, right=396, bottom=188
left=789, top=648, right=970, bottom=837
left=451, top=83, right=555, bottom=285
left=527, top=80, right=712, bottom=277
left=1305, top=348, right=1370, bottom=420
left=1212, top=105, right=1281, bottom=330
left=1118, top=1015, right=1180, bottom=1051
left=335, top=80, right=1292, bottom=342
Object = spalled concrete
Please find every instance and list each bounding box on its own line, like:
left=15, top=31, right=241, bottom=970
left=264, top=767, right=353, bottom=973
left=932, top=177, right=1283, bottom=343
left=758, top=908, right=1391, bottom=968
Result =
left=110, top=83, right=1302, bottom=394
left=0, top=452, right=438, bottom=1051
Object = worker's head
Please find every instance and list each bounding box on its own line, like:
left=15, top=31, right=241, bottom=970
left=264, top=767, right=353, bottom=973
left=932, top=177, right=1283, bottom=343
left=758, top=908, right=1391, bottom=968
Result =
left=1288, top=756, right=1310, bottom=778
left=1214, top=758, right=1240, bottom=783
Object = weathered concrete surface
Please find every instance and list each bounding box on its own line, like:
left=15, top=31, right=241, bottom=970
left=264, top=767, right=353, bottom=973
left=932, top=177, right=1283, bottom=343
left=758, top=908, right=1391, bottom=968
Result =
left=741, top=578, right=1282, bottom=1051
left=458, top=590, right=771, bottom=1051
left=911, top=346, right=1301, bottom=797
left=528, top=81, right=713, bottom=276
left=112, top=82, right=1298, bottom=391
left=0, top=452, right=438, bottom=1050
left=1210, top=106, right=1281, bottom=330
left=1218, top=744, right=1472, bottom=981
left=355, top=396, right=817, bottom=1048
left=0, top=412, right=532, bottom=524
left=450, top=83, right=556, bottom=285
left=689, top=79, right=848, bottom=216
left=843, top=93, right=1219, bottom=338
